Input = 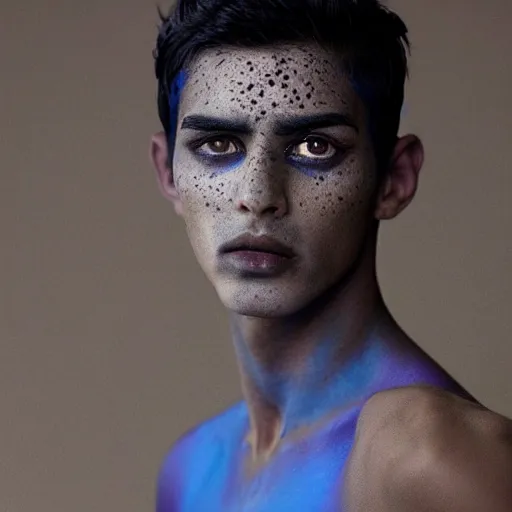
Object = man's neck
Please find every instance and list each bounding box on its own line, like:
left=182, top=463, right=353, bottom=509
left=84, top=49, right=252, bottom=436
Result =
left=229, top=250, right=416, bottom=462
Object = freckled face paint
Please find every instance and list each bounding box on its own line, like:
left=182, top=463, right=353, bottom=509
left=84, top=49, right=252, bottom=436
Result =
left=172, top=44, right=378, bottom=317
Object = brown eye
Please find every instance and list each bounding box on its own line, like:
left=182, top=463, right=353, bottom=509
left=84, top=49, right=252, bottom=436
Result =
left=292, top=137, right=336, bottom=159
left=307, top=138, right=329, bottom=155
left=201, top=138, right=237, bottom=155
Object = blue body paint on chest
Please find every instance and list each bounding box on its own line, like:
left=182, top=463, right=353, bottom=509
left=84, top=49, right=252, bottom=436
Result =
left=157, top=352, right=461, bottom=511
left=161, top=402, right=362, bottom=512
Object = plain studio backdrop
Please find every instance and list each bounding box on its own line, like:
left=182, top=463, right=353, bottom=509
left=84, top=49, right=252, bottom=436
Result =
left=1, top=0, right=511, bottom=510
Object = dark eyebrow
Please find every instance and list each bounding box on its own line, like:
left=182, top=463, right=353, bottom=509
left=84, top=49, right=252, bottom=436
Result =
left=274, top=113, right=359, bottom=135
left=181, top=115, right=251, bottom=134
left=180, top=112, right=358, bottom=136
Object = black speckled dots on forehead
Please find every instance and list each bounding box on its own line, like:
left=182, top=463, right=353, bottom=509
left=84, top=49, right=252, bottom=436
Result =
left=253, top=52, right=322, bottom=118
left=184, top=45, right=356, bottom=130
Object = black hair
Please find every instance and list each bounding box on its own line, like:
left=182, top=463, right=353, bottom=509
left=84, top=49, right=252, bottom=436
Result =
left=153, top=0, right=410, bottom=173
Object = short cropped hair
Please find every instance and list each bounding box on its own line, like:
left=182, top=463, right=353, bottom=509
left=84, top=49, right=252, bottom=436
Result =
left=153, top=0, right=410, bottom=173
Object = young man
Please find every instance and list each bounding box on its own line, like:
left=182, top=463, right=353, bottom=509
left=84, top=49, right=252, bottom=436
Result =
left=150, top=1, right=512, bottom=510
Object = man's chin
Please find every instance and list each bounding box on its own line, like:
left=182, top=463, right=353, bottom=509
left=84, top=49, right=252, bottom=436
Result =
left=227, top=304, right=286, bottom=319
left=217, top=289, right=303, bottom=319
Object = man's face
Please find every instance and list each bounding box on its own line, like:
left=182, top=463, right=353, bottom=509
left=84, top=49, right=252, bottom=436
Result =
left=166, top=44, right=380, bottom=317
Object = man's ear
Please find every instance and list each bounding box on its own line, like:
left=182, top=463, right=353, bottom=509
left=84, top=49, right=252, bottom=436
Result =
left=150, top=132, right=184, bottom=216
left=374, top=134, right=424, bottom=221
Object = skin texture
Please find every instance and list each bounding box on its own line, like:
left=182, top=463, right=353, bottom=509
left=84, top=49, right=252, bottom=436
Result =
left=344, top=386, right=512, bottom=512
left=149, top=43, right=499, bottom=511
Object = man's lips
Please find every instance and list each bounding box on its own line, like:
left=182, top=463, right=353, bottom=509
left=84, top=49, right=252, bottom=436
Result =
left=219, top=234, right=295, bottom=258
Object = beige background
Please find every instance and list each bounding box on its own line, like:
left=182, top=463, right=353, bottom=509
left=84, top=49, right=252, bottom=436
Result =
left=2, top=1, right=511, bottom=511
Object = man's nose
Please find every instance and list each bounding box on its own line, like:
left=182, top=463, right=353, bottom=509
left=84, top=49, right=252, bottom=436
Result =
left=234, top=164, right=289, bottom=219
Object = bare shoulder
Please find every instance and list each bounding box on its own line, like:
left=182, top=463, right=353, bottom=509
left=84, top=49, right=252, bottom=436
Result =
left=346, top=386, right=512, bottom=512
left=156, top=401, right=247, bottom=512
left=357, top=384, right=511, bottom=451
left=361, top=384, right=508, bottom=429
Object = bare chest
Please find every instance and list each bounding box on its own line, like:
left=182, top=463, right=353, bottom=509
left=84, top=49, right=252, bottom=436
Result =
left=183, top=413, right=360, bottom=512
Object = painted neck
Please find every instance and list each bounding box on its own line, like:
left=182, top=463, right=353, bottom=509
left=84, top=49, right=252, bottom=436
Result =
left=230, top=248, right=400, bottom=460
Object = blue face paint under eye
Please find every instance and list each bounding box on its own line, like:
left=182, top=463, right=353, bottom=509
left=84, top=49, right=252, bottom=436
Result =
left=211, top=158, right=245, bottom=175
left=287, top=151, right=346, bottom=177
left=193, top=150, right=245, bottom=176
left=292, top=164, right=318, bottom=178
left=289, top=158, right=342, bottom=177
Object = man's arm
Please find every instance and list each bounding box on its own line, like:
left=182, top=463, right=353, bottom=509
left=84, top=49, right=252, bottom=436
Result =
left=343, top=386, right=512, bottom=512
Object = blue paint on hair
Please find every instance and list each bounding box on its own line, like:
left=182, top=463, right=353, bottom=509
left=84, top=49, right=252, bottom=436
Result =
left=167, top=69, right=188, bottom=163
left=349, top=74, right=379, bottom=148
